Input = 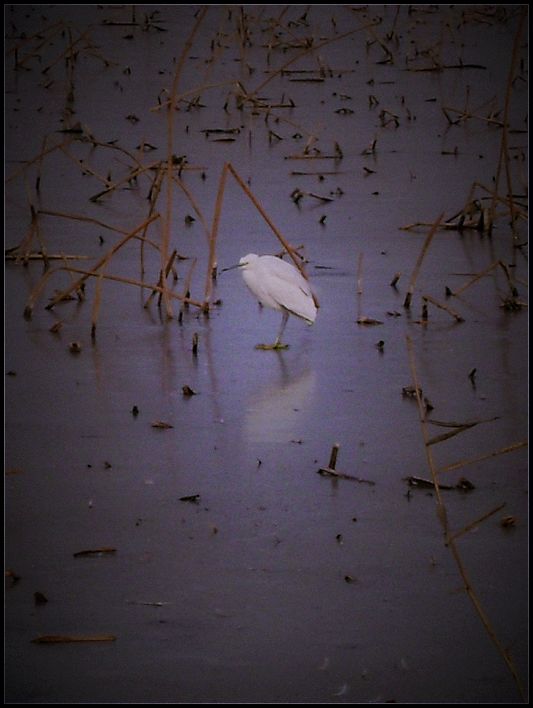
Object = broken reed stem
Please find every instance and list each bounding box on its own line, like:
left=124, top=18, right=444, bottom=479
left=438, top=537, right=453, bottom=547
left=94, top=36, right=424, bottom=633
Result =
left=44, top=213, right=160, bottom=310
left=328, top=443, right=340, bottom=470
left=406, top=335, right=526, bottom=701
left=489, top=7, right=526, bottom=243
left=403, top=213, right=443, bottom=308
left=447, top=503, right=506, bottom=544
left=438, top=440, right=528, bottom=475
left=422, top=294, right=464, bottom=322
left=163, top=5, right=208, bottom=320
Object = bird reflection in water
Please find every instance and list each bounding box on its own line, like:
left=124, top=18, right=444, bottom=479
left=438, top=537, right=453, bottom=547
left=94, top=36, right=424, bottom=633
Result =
left=243, top=353, right=316, bottom=444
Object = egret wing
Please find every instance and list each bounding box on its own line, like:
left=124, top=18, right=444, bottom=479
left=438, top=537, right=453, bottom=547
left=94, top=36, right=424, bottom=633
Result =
left=260, top=257, right=317, bottom=323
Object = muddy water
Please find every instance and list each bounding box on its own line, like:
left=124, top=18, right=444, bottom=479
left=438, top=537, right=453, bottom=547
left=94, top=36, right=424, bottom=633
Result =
left=5, top=5, right=528, bottom=703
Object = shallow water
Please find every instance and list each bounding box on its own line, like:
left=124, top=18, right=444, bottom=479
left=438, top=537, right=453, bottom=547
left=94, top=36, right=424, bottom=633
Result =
left=5, top=5, right=528, bottom=703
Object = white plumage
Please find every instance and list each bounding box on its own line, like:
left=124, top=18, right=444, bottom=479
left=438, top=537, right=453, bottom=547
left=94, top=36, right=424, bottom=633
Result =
left=238, top=253, right=317, bottom=349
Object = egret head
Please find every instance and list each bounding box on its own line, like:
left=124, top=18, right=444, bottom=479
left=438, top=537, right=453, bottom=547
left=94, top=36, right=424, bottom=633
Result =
left=221, top=253, right=258, bottom=273
left=239, top=253, right=258, bottom=269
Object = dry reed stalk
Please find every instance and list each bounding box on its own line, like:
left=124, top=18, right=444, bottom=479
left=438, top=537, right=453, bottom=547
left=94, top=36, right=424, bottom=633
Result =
left=447, top=503, right=507, bottom=544
left=32, top=635, right=116, bottom=644
left=44, top=214, right=160, bottom=311
left=172, top=175, right=211, bottom=242
left=37, top=209, right=128, bottom=235
left=150, top=80, right=239, bottom=113
left=489, top=8, right=526, bottom=242
left=438, top=441, right=528, bottom=475
left=55, top=267, right=203, bottom=308
left=226, top=163, right=319, bottom=306
left=180, top=257, right=198, bottom=305
left=162, top=6, right=208, bottom=320
left=32, top=214, right=49, bottom=268
left=60, top=252, right=84, bottom=300
left=447, top=259, right=518, bottom=298
left=203, top=163, right=230, bottom=308
left=284, top=153, right=344, bottom=161
left=83, top=137, right=146, bottom=171
left=7, top=20, right=63, bottom=55
left=406, top=335, right=526, bottom=701
left=140, top=163, right=166, bottom=277
left=403, top=213, right=443, bottom=308
left=41, top=27, right=92, bottom=75
left=14, top=22, right=66, bottom=68
left=425, top=415, right=499, bottom=446
left=58, top=144, right=111, bottom=186
left=5, top=253, right=89, bottom=262
left=35, top=133, right=51, bottom=195
left=14, top=221, right=37, bottom=265
left=89, top=161, right=159, bottom=202
left=363, top=19, right=395, bottom=64
left=441, top=105, right=504, bottom=128
left=251, top=19, right=381, bottom=96
left=37, top=212, right=163, bottom=259
left=6, top=139, right=68, bottom=183
left=421, top=294, right=464, bottom=323
left=157, top=249, right=179, bottom=307
left=91, top=267, right=105, bottom=338
left=399, top=220, right=479, bottom=232
left=471, top=181, right=528, bottom=216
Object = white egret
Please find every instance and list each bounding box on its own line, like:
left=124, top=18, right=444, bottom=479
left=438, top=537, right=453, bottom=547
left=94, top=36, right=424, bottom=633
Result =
left=223, top=253, right=317, bottom=349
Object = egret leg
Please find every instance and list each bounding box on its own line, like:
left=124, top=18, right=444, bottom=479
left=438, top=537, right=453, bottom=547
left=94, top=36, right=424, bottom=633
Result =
left=255, top=310, right=289, bottom=350
left=274, top=310, right=289, bottom=347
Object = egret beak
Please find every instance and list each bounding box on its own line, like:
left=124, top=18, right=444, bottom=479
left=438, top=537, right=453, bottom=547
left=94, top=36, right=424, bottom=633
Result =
left=221, top=262, right=244, bottom=272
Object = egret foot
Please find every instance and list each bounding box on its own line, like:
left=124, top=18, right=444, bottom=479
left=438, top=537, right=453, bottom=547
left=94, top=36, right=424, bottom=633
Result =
left=255, top=342, right=289, bottom=350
